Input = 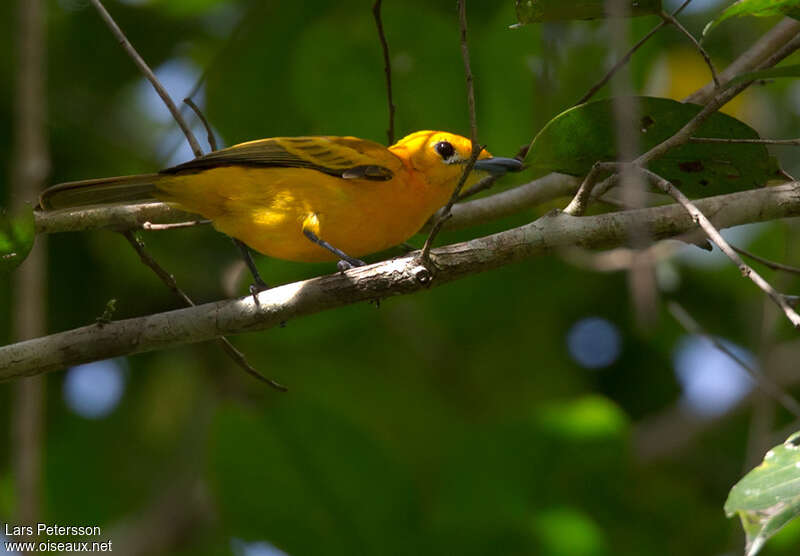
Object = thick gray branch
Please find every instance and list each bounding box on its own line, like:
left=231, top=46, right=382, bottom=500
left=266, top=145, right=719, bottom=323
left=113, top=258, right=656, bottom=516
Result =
left=3, top=182, right=799, bottom=380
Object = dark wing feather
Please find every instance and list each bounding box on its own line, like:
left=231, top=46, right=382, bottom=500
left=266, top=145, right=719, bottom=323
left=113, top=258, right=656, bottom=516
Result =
left=161, top=136, right=400, bottom=181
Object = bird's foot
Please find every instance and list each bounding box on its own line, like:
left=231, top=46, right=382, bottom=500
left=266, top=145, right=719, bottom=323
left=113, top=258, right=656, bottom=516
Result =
left=337, top=257, right=366, bottom=272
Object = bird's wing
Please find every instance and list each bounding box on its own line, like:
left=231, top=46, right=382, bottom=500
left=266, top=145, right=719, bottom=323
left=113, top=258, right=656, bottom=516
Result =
left=161, top=136, right=402, bottom=181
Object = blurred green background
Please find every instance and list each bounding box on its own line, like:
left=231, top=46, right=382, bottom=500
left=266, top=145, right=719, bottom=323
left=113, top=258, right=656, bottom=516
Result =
left=3, top=0, right=800, bottom=554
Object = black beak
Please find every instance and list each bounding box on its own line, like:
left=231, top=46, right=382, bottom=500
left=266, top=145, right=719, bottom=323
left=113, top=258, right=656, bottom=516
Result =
left=474, top=157, right=524, bottom=175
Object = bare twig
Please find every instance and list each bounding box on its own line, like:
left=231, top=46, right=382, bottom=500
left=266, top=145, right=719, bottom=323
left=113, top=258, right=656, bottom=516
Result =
left=34, top=203, right=201, bottom=234
left=576, top=0, right=693, bottom=105
left=143, top=219, right=211, bottom=231
left=689, top=136, right=800, bottom=145
left=183, top=97, right=217, bottom=151
left=641, top=168, right=800, bottom=328
left=660, top=9, right=720, bottom=88
left=87, top=0, right=288, bottom=389
left=121, top=231, right=287, bottom=391
left=564, top=162, right=618, bottom=216
left=636, top=33, right=800, bottom=166
left=457, top=175, right=497, bottom=201
left=635, top=338, right=800, bottom=462
left=5, top=183, right=800, bottom=379
left=566, top=31, right=800, bottom=217
left=668, top=301, right=800, bottom=417
left=686, top=18, right=800, bottom=104
left=88, top=0, right=203, bottom=157
left=372, top=0, right=395, bottom=145
left=11, top=0, right=49, bottom=527
left=733, top=245, right=800, bottom=275
left=559, top=240, right=681, bottom=272
left=420, top=0, right=480, bottom=263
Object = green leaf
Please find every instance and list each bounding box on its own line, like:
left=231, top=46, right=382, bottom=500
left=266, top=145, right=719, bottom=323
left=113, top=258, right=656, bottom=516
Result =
left=513, top=0, right=661, bottom=25
left=0, top=205, right=35, bottom=273
left=726, top=64, right=800, bottom=88
left=525, top=96, right=781, bottom=197
left=725, top=432, right=800, bottom=556
left=704, top=0, right=800, bottom=36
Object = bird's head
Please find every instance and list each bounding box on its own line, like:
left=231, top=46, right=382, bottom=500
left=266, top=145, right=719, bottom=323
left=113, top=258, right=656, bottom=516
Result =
left=389, top=130, right=522, bottom=191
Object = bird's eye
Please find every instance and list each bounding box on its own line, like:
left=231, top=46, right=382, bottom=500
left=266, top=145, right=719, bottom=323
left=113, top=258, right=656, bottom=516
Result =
left=434, top=141, right=455, bottom=160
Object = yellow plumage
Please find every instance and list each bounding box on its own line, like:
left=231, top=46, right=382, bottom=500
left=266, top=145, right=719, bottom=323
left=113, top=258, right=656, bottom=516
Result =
left=40, top=130, right=520, bottom=263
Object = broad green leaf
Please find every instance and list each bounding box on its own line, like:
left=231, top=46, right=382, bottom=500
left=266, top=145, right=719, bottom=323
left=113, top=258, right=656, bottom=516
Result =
left=525, top=96, right=782, bottom=197
left=704, top=0, right=800, bottom=36
left=513, top=0, right=661, bottom=24
left=727, top=64, right=800, bottom=88
left=725, top=431, right=800, bottom=556
left=0, top=205, right=35, bottom=273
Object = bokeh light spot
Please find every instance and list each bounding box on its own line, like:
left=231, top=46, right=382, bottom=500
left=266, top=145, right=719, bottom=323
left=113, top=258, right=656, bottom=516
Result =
left=567, top=317, right=621, bottom=369
left=0, top=530, right=20, bottom=555
left=672, top=335, right=754, bottom=417
left=63, top=359, right=127, bottom=419
left=231, top=538, right=289, bottom=556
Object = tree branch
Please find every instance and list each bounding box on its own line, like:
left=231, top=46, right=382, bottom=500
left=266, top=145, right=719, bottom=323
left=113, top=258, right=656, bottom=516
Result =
left=372, top=0, right=395, bottom=146
left=685, top=17, right=800, bottom=104
left=88, top=0, right=203, bottom=157
left=3, top=183, right=799, bottom=380
left=667, top=301, right=800, bottom=418
left=420, top=0, right=480, bottom=263
left=576, top=0, right=694, bottom=105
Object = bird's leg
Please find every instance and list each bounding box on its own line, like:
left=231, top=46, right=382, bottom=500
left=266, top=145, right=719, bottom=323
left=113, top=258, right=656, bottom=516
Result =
left=232, top=238, right=269, bottom=297
left=302, top=229, right=366, bottom=270
left=301, top=213, right=365, bottom=270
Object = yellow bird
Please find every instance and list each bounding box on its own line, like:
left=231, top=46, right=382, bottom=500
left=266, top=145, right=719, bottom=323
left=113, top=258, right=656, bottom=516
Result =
left=40, top=130, right=521, bottom=271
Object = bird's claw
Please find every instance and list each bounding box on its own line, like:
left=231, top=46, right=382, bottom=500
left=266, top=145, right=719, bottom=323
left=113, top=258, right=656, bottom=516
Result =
left=337, top=258, right=366, bottom=272
left=249, top=280, right=269, bottom=305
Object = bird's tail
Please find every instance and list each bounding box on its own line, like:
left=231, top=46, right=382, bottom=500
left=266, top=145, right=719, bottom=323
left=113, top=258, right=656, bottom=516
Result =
left=39, top=173, right=162, bottom=210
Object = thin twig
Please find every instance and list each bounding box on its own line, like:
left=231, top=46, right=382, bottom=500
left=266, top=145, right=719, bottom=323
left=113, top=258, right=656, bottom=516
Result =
left=686, top=18, right=800, bottom=104
left=121, top=231, right=287, bottom=391
left=456, top=175, right=497, bottom=201
left=689, top=136, right=800, bottom=145
left=183, top=98, right=218, bottom=151
left=88, top=0, right=203, bottom=158
left=372, top=0, right=395, bottom=145
left=660, top=9, right=720, bottom=88
left=641, top=167, right=800, bottom=328
left=668, top=301, right=800, bottom=418
left=143, top=219, right=212, bottom=231
left=564, top=162, right=618, bottom=216
left=559, top=240, right=681, bottom=272
left=576, top=0, right=693, bottom=105
left=88, top=0, right=289, bottom=389
left=569, top=32, right=800, bottom=215
left=419, top=149, right=481, bottom=260
left=637, top=33, right=800, bottom=166
left=733, top=245, right=800, bottom=275
left=420, top=0, right=480, bottom=263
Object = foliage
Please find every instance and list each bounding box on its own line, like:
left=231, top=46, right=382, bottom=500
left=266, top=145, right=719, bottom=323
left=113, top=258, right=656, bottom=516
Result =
left=526, top=96, right=780, bottom=196
left=726, top=432, right=800, bottom=556
left=0, top=206, right=34, bottom=274
left=705, top=0, right=800, bottom=36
